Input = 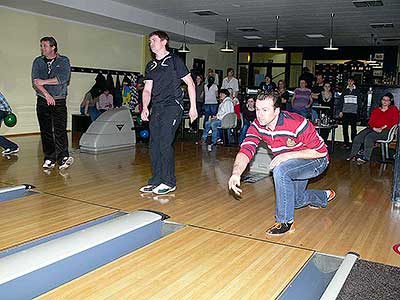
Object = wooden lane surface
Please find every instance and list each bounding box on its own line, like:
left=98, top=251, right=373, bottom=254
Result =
left=2, top=136, right=399, bottom=266
left=0, top=192, right=116, bottom=251
left=36, top=226, right=313, bottom=300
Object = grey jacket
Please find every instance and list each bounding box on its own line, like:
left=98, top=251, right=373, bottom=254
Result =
left=31, top=54, right=71, bottom=100
left=338, top=86, right=362, bottom=115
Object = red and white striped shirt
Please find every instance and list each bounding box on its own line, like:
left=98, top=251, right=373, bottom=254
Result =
left=240, top=111, right=328, bottom=160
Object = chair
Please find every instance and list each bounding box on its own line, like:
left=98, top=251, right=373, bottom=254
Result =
left=218, top=113, right=238, bottom=145
left=376, top=124, right=398, bottom=163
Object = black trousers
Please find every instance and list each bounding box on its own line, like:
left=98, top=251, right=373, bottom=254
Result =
left=36, top=97, right=69, bottom=164
left=148, top=105, right=182, bottom=187
left=342, top=113, right=357, bottom=146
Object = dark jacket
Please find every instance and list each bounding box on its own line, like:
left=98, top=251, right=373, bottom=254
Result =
left=338, top=86, right=362, bottom=115
left=31, top=54, right=71, bottom=99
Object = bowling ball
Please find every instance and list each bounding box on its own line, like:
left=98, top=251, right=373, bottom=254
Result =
left=4, top=113, right=17, bottom=127
left=139, top=129, right=149, bottom=139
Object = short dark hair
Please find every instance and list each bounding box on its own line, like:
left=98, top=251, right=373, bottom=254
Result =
left=219, top=89, right=230, bottom=97
left=227, top=67, right=234, bottom=74
left=256, top=91, right=281, bottom=109
left=149, top=30, right=169, bottom=48
left=40, top=36, right=58, bottom=52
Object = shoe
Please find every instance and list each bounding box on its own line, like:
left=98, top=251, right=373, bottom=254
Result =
left=2, top=147, right=19, bottom=155
left=58, top=157, right=74, bottom=170
left=43, top=159, right=55, bottom=169
left=309, top=190, right=336, bottom=209
left=356, top=157, right=368, bottom=164
left=139, top=184, right=156, bottom=193
left=266, top=221, right=295, bottom=236
left=207, top=144, right=214, bottom=152
left=216, top=138, right=224, bottom=145
left=152, top=183, right=176, bottom=195
left=341, top=144, right=351, bottom=150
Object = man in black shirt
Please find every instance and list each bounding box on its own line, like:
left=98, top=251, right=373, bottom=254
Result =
left=140, top=31, right=197, bottom=195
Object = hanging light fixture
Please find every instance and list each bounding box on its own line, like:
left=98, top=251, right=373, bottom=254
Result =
left=366, top=33, right=377, bottom=64
left=220, top=18, right=234, bottom=53
left=270, top=15, right=283, bottom=51
left=178, top=20, right=191, bottom=53
left=324, top=13, right=339, bottom=50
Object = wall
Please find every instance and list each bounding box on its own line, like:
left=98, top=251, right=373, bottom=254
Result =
left=169, top=41, right=237, bottom=79
left=0, top=7, right=143, bottom=135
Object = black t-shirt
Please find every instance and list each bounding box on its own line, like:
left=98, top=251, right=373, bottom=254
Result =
left=242, top=106, right=256, bottom=123
left=145, top=53, right=189, bottom=106
left=312, top=84, right=324, bottom=95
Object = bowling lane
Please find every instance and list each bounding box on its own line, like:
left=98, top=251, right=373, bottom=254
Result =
left=37, top=226, right=313, bottom=300
left=0, top=192, right=116, bottom=251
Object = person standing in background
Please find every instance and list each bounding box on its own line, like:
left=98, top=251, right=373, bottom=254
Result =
left=31, top=36, right=73, bottom=170
left=222, top=67, right=239, bottom=98
left=338, top=76, right=362, bottom=149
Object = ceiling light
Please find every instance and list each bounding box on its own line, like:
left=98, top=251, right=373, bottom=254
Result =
left=220, top=18, right=234, bottom=53
left=270, top=15, right=283, bottom=51
left=237, top=27, right=259, bottom=32
left=243, top=35, right=262, bottom=40
left=324, top=13, right=339, bottom=51
left=178, top=21, right=191, bottom=53
left=306, top=34, right=325, bottom=38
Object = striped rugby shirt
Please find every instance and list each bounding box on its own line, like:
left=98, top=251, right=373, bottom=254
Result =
left=240, top=111, right=328, bottom=160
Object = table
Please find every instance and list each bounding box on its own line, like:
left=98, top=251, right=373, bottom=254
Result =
left=315, top=124, right=338, bottom=153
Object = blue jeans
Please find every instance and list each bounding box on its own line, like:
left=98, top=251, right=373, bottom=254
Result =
left=239, top=120, right=251, bottom=144
left=203, top=104, right=218, bottom=128
left=272, top=157, right=329, bottom=223
left=202, top=119, right=221, bottom=144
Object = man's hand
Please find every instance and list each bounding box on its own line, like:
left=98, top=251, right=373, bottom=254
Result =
left=188, top=107, right=198, bottom=123
left=373, top=127, right=383, bottom=133
left=141, top=108, right=149, bottom=121
left=45, top=93, right=55, bottom=106
left=228, top=174, right=242, bottom=196
left=269, top=152, right=294, bottom=170
left=339, top=112, right=343, bottom=118
left=33, top=79, right=45, bottom=86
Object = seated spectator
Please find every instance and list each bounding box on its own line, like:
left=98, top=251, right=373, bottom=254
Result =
left=198, top=89, right=234, bottom=147
left=258, top=74, right=276, bottom=93
left=97, top=89, right=114, bottom=113
left=80, top=89, right=100, bottom=121
left=347, top=92, right=399, bottom=163
left=239, top=96, right=256, bottom=144
left=291, top=79, right=312, bottom=118
left=276, top=80, right=290, bottom=111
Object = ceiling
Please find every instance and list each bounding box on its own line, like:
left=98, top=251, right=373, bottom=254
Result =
left=114, top=0, right=400, bottom=47
left=2, top=0, right=400, bottom=47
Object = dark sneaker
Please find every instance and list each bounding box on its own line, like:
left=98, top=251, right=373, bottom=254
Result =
left=2, top=147, right=19, bottom=155
left=216, top=138, right=224, bottom=145
left=266, top=222, right=295, bottom=236
left=59, top=157, right=74, bottom=170
left=309, top=189, right=336, bottom=209
left=139, top=184, right=156, bottom=193
left=42, top=159, right=56, bottom=169
left=152, top=183, right=176, bottom=195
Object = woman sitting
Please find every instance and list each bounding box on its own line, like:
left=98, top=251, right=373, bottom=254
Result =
left=239, top=96, right=256, bottom=144
left=347, top=92, right=399, bottom=163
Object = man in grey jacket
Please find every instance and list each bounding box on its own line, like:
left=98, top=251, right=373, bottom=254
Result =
left=32, top=36, right=73, bottom=170
left=338, top=76, right=362, bottom=149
